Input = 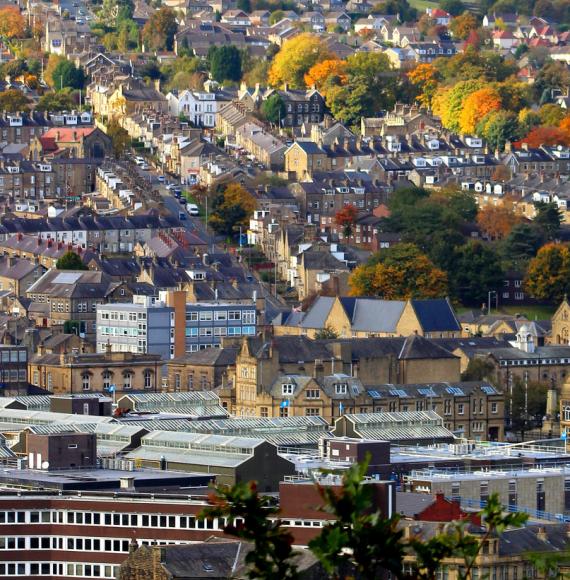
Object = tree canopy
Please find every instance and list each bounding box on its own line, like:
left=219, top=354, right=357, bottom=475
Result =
left=349, top=243, right=449, bottom=299
left=56, top=252, right=87, bottom=271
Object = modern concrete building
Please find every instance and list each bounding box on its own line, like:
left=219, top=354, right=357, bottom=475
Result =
left=96, top=296, right=174, bottom=359
left=185, top=301, right=257, bottom=351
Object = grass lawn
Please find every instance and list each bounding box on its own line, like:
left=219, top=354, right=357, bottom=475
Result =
left=499, top=304, right=556, bottom=320
left=456, top=304, right=556, bottom=320
left=408, top=0, right=438, bottom=10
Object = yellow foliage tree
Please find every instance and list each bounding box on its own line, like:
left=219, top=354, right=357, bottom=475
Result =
left=0, top=7, right=25, bottom=39
left=268, top=33, right=333, bottom=89
left=348, top=243, right=448, bottom=299
left=303, top=59, right=347, bottom=98
left=44, top=55, right=66, bottom=88
left=407, top=63, right=440, bottom=109
left=459, top=87, right=502, bottom=134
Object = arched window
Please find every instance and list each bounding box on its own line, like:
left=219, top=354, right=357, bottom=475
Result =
left=123, top=371, right=133, bottom=390
left=102, top=370, right=113, bottom=391
left=564, top=406, right=570, bottom=422
left=82, top=373, right=90, bottom=391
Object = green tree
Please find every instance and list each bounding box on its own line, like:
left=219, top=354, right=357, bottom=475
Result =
left=534, top=60, right=570, bottom=104
left=261, top=94, right=285, bottom=125
left=0, top=90, right=31, bottom=112
left=142, top=7, right=178, bottom=51
left=501, top=223, right=545, bottom=269
left=314, top=325, right=339, bottom=339
left=56, top=252, right=87, bottom=270
left=36, top=90, right=76, bottom=112
left=237, top=0, right=251, bottom=10
left=269, top=9, right=284, bottom=24
left=328, top=52, right=395, bottom=126
left=538, top=103, right=565, bottom=126
left=450, top=241, right=503, bottom=306
left=50, top=60, right=85, bottom=90
left=508, top=378, right=548, bottom=439
left=440, top=0, right=466, bottom=15
left=106, top=119, right=130, bottom=158
left=478, top=110, right=520, bottom=151
left=534, top=201, right=562, bottom=241
left=461, top=358, right=497, bottom=382
left=208, top=45, right=242, bottom=82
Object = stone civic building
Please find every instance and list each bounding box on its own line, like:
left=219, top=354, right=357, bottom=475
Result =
left=28, top=351, right=162, bottom=394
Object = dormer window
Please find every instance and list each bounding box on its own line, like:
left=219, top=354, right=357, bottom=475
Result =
left=335, top=383, right=348, bottom=395
left=282, top=383, right=294, bottom=395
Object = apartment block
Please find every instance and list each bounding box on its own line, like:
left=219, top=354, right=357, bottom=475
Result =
left=96, top=296, right=174, bottom=359
left=185, top=302, right=257, bottom=352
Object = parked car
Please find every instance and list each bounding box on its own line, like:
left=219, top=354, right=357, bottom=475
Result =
left=187, top=204, right=199, bottom=216
left=157, top=175, right=165, bottom=183
left=179, top=211, right=187, bottom=220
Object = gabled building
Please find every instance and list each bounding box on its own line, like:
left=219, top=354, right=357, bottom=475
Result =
left=275, top=296, right=462, bottom=339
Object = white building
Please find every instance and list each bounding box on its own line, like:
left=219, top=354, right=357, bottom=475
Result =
left=166, top=90, right=231, bottom=128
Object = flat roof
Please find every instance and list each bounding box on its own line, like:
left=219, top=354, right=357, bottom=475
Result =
left=0, top=467, right=213, bottom=491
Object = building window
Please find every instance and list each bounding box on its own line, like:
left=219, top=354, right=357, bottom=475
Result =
left=491, top=402, right=498, bottom=414
left=282, top=383, right=294, bottom=395
left=458, top=403, right=464, bottom=415
left=144, top=370, right=152, bottom=389
left=335, top=383, right=348, bottom=395
left=306, top=389, right=320, bottom=399
left=123, top=372, right=132, bottom=390
left=82, top=373, right=90, bottom=391
left=306, top=408, right=320, bottom=416
left=280, top=406, right=289, bottom=418
left=260, top=407, right=268, bottom=417
left=102, top=371, right=113, bottom=391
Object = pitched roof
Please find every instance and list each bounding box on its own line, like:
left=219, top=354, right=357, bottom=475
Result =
left=411, top=299, right=461, bottom=333
left=41, top=127, right=97, bottom=142
left=399, top=334, right=458, bottom=360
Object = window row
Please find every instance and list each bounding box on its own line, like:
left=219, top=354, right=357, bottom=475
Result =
left=0, top=562, right=119, bottom=578
left=186, top=310, right=256, bottom=323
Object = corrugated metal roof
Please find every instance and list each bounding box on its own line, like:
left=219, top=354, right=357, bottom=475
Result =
left=0, top=396, right=51, bottom=411
left=342, top=411, right=454, bottom=442
left=0, top=409, right=114, bottom=426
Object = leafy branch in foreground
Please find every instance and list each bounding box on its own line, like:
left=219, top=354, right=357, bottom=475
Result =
left=202, top=481, right=298, bottom=580
left=201, top=458, right=529, bottom=580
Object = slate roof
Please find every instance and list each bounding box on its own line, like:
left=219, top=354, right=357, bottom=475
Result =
left=399, top=334, right=458, bottom=360
left=170, top=347, right=238, bottom=366
left=0, top=257, right=40, bottom=281
left=26, top=269, right=116, bottom=299
left=411, top=299, right=461, bottom=333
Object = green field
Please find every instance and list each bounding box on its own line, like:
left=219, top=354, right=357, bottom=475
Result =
left=408, top=0, right=439, bottom=10
left=457, top=304, right=556, bottom=320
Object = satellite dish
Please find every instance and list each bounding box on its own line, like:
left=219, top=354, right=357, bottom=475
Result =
left=41, top=461, right=49, bottom=470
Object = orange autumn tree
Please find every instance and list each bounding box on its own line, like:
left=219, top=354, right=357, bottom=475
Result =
left=0, top=6, right=25, bottom=39
left=459, top=87, right=502, bottom=134
left=408, top=63, right=441, bottom=109
left=349, top=243, right=448, bottom=299
left=558, top=116, right=570, bottom=142
left=477, top=204, right=522, bottom=240
left=304, top=59, right=347, bottom=98
left=518, top=126, right=570, bottom=148
left=335, top=204, right=358, bottom=238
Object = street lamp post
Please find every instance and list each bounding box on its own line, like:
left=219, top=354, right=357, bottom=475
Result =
left=488, top=290, right=498, bottom=315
